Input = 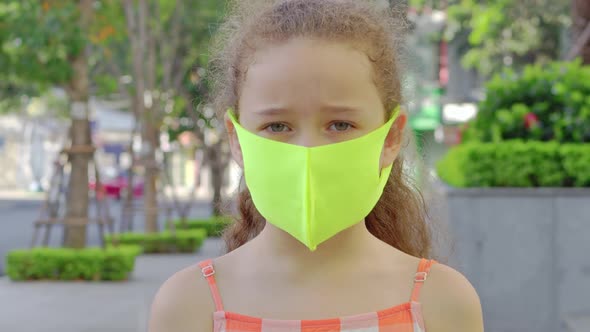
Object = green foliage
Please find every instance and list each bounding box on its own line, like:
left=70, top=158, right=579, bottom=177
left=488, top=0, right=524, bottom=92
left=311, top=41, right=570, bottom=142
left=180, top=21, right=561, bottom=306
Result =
left=457, top=0, right=568, bottom=76
left=163, top=11, right=223, bottom=143
left=410, top=0, right=570, bottom=76
left=165, top=63, right=220, bottom=144
left=437, top=141, right=590, bottom=187
left=0, top=1, right=85, bottom=86
left=560, top=144, right=590, bottom=187
left=5, top=245, right=141, bottom=281
left=171, top=216, right=232, bottom=237
left=464, top=61, right=590, bottom=143
left=0, top=0, right=134, bottom=101
left=433, top=143, right=469, bottom=187
left=105, top=229, right=207, bottom=253
left=409, top=0, right=448, bottom=9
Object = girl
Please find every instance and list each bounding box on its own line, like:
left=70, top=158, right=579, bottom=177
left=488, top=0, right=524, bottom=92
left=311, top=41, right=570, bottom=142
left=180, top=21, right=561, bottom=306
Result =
left=149, top=1, right=483, bottom=331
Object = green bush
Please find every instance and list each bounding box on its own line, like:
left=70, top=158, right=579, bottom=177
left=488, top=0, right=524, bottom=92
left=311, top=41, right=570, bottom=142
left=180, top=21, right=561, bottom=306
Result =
left=105, top=229, right=207, bottom=253
left=560, top=144, right=590, bottom=187
left=6, top=245, right=141, bottom=281
left=171, top=216, right=232, bottom=237
left=437, top=141, right=590, bottom=187
left=464, top=60, right=590, bottom=143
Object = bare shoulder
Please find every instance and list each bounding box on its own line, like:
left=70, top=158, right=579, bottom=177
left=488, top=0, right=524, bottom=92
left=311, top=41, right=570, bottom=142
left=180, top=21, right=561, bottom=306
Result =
left=148, top=263, right=215, bottom=332
left=420, top=262, right=484, bottom=332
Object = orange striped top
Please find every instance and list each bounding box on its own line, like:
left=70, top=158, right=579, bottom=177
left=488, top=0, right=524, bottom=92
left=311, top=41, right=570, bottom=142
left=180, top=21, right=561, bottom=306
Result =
left=198, top=258, right=437, bottom=332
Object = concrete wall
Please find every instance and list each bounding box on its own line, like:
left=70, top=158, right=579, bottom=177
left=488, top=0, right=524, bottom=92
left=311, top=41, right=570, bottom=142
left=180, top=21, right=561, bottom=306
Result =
left=441, top=186, right=590, bottom=332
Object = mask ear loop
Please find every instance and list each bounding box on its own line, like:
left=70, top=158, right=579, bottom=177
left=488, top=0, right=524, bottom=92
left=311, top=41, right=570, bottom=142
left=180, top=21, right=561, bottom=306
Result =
left=227, top=108, right=239, bottom=123
left=378, top=106, right=401, bottom=178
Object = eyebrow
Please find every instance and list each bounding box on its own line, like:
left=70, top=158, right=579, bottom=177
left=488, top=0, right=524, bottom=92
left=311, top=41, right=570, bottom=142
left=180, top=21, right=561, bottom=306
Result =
left=254, top=108, right=288, bottom=116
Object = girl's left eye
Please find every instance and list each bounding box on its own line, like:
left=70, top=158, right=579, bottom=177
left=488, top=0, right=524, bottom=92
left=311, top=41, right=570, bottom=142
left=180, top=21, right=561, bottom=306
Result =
left=329, top=122, right=353, bottom=131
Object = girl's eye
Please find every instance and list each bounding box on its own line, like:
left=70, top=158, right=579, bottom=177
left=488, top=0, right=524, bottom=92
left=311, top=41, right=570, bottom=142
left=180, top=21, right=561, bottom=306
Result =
left=329, top=122, right=353, bottom=132
left=265, top=123, right=290, bottom=133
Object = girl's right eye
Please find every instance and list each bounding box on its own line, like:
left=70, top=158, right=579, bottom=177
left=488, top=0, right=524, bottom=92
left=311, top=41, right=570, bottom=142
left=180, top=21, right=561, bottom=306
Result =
left=265, top=123, right=290, bottom=133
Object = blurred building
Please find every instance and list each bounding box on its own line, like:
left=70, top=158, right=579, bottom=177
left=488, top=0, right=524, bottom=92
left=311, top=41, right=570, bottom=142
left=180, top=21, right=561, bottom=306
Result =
left=405, top=7, right=485, bottom=174
left=0, top=102, right=67, bottom=191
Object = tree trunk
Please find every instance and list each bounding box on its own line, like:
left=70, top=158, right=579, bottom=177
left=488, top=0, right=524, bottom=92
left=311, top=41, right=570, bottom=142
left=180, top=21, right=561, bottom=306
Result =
left=210, top=164, right=223, bottom=216
left=207, top=143, right=227, bottom=217
left=143, top=121, right=159, bottom=233
left=123, top=116, right=136, bottom=232
left=124, top=0, right=159, bottom=233
left=143, top=0, right=160, bottom=233
left=573, top=0, right=590, bottom=64
left=63, top=0, right=93, bottom=248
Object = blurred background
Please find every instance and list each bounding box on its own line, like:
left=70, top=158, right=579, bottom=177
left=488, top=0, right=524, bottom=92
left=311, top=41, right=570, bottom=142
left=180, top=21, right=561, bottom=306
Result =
left=0, top=0, right=588, bottom=331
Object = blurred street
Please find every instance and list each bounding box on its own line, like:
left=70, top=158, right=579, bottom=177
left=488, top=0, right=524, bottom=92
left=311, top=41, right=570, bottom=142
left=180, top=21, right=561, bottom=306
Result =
left=0, top=194, right=214, bottom=276
left=0, top=238, right=224, bottom=332
left=0, top=192, right=220, bottom=332
left=0, top=197, right=43, bottom=276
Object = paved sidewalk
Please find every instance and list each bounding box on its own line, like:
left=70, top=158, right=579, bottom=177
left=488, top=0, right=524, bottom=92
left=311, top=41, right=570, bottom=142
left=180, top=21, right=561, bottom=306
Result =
left=0, top=238, right=225, bottom=332
left=0, top=189, right=44, bottom=201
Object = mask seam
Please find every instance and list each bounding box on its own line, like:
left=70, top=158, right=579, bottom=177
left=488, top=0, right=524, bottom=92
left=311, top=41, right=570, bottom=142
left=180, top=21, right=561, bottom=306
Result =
left=305, top=149, right=313, bottom=250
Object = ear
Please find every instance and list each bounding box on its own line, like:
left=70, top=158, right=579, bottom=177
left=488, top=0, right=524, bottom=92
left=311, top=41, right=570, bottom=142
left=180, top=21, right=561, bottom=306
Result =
left=380, top=112, right=407, bottom=170
left=224, top=113, right=244, bottom=169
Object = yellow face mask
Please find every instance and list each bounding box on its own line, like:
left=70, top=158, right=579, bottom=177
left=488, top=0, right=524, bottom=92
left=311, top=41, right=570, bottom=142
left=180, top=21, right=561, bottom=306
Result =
left=228, top=107, right=399, bottom=251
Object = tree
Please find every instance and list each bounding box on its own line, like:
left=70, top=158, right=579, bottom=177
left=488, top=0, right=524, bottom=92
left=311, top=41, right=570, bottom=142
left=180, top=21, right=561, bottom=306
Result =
left=95, top=0, right=227, bottom=223
left=180, top=65, right=232, bottom=217
left=63, top=0, right=94, bottom=248
left=0, top=0, right=99, bottom=248
left=410, top=0, right=571, bottom=76
left=571, top=0, right=590, bottom=64
left=120, top=0, right=161, bottom=232
left=158, top=1, right=230, bottom=217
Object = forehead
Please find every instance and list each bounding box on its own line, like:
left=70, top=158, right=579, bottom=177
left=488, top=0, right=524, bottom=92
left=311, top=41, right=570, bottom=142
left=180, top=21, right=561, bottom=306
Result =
left=238, top=38, right=383, bottom=114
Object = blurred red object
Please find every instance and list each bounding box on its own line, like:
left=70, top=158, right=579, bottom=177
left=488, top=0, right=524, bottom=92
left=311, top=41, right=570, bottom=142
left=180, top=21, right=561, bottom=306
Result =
left=524, top=112, right=539, bottom=129
left=89, top=175, right=143, bottom=200
left=435, top=125, right=463, bottom=146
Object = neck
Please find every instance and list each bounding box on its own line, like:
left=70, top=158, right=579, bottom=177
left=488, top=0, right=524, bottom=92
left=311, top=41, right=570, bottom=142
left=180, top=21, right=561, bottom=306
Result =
left=247, top=220, right=385, bottom=271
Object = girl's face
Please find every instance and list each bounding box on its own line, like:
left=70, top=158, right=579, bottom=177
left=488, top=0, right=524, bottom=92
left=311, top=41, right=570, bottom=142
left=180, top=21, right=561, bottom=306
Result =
left=225, top=37, right=406, bottom=169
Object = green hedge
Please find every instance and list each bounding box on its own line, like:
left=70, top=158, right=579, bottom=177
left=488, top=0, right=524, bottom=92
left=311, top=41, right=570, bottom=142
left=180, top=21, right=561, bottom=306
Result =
left=171, top=216, right=232, bottom=237
left=105, top=229, right=207, bottom=253
left=464, top=60, right=590, bottom=143
left=437, top=141, right=590, bottom=187
left=6, top=245, right=142, bottom=281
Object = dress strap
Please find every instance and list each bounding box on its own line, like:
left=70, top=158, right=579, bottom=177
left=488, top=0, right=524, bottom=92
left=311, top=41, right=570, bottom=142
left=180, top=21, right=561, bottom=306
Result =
left=410, top=258, right=437, bottom=302
left=197, top=259, right=224, bottom=311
